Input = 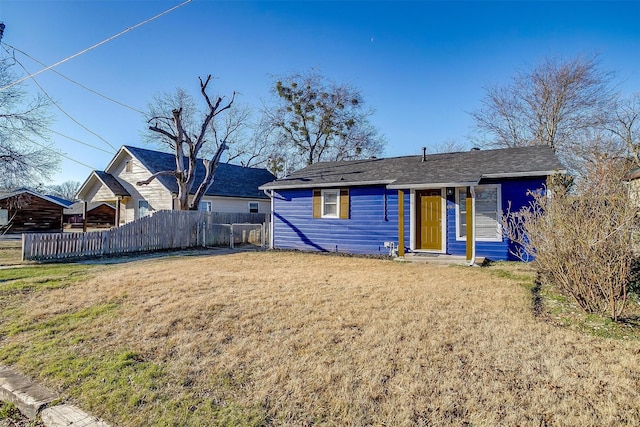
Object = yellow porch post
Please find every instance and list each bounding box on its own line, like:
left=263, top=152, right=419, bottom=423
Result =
left=398, top=190, right=405, bottom=257
left=465, top=187, right=474, bottom=264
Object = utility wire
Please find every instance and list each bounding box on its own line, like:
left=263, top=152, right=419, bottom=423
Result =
left=25, top=138, right=98, bottom=170
left=5, top=45, right=118, bottom=151
left=5, top=44, right=146, bottom=115
left=47, top=128, right=116, bottom=155
left=0, top=0, right=192, bottom=92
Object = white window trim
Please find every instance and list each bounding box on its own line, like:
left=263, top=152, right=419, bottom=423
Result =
left=455, top=185, right=502, bottom=242
left=455, top=187, right=467, bottom=241
left=248, top=201, right=259, bottom=213
left=138, top=200, right=150, bottom=219
left=321, top=189, right=340, bottom=218
left=198, top=201, right=212, bottom=212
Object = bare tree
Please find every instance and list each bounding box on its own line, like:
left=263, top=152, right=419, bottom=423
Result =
left=203, top=102, right=276, bottom=168
left=139, top=75, right=236, bottom=210
left=608, top=92, right=640, bottom=167
left=263, top=69, right=385, bottom=171
left=470, top=54, right=615, bottom=160
left=427, top=138, right=472, bottom=154
left=46, top=180, right=81, bottom=201
left=0, top=60, right=59, bottom=188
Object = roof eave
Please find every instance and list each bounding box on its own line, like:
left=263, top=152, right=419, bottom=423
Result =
left=480, top=170, right=567, bottom=179
left=386, top=181, right=480, bottom=189
left=202, top=193, right=270, bottom=200
left=0, top=189, right=69, bottom=207
left=259, top=179, right=396, bottom=190
left=76, top=171, right=100, bottom=200
left=103, top=146, right=129, bottom=174
left=77, top=171, right=131, bottom=200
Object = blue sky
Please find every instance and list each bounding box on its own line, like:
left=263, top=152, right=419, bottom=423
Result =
left=1, top=0, right=639, bottom=185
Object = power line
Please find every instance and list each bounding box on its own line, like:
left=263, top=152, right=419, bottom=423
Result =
left=5, top=44, right=146, bottom=115
left=47, top=128, right=116, bottom=155
left=5, top=45, right=118, bottom=151
left=0, top=0, right=192, bottom=92
left=25, top=138, right=98, bottom=171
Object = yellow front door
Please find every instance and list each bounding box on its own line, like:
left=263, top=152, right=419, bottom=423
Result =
left=416, top=190, right=442, bottom=251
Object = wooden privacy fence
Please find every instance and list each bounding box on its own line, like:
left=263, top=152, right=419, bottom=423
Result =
left=22, top=210, right=268, bottom=262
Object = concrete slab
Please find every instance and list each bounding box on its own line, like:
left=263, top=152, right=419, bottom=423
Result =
left=41, top=404, right=111, bottom=427
left=400, top=253, right=485, bottom=266
left=0, top=365, right=58, bottom=419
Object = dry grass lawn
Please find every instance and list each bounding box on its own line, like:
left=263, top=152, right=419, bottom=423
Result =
left=0, top=240, right=21, bottom=266
left=2, top=251, right=640, bottom=426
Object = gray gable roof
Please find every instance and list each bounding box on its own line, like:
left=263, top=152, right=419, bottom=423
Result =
left=124, top=145, right=276, bottom=199
left=94, top=171, right=131, bottom=197
left=260, top=146, right=565, bottom=190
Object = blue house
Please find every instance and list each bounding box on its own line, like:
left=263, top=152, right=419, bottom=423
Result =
left=259, top=146, right=564, bottom=262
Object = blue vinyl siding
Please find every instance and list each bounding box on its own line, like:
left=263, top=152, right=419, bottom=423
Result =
left=500, top=177, right=546, bottom=261
left=273, top=178, right=543, bottom=260
left=445, top=177, right=545, bottom=261
left=273, top=186, right=409, bottom=255
left=445, top=190, right=465, bottom=256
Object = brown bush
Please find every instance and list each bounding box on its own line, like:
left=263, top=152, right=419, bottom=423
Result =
left=504, top=159, right=637, bottom=321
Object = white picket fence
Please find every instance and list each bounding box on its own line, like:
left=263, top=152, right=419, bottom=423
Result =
left=22, top=210, right=267, bottom=262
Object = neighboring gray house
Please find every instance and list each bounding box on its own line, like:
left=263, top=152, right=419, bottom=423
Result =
left=77, top=145, right=276, bottom=225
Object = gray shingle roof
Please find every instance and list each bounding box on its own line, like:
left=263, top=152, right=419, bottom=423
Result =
left=624, top=167, right=640, bottom=181
left=44, top=195, right=74, bottom=207
left=260, top=146, right=565, bottom=190
left=125, top=145, right=276, bottom=199
left=94, top=171, right=131, bottom=197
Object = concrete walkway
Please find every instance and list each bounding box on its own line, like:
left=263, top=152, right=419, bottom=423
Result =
left=400, top=252, right=485, bottom=266
left=0, top=365, right=111, bottom=426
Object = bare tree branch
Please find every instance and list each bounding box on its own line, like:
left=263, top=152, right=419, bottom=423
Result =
left=0, top=61, right=59, bottom=188
left=142, top=76, right=240, bottom=210
left=136, top=170, right=181, bottom=186
left=469, top=54, right=616, bottom=172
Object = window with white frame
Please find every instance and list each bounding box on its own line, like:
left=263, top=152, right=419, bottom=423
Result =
left=457, top=189, right=467, bottom=239
left=198, top=201, right=212, bottom=212
left=248, top=201, right=259, bottom=213
left=321, top=189, right=339, bottom=218
left=125, top=160, right=133, bottom=173
left=138, top=200, right=150, bottom=219
left=0, top=209, right=8, bottom=226
left=456, top=185, right=502, bottom=241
